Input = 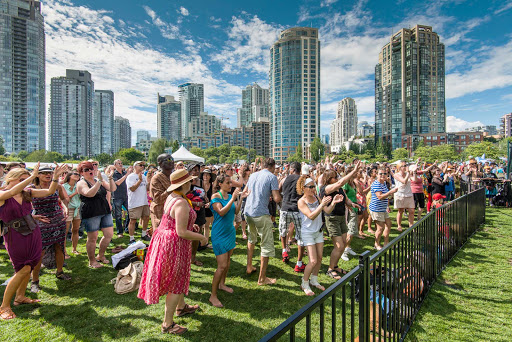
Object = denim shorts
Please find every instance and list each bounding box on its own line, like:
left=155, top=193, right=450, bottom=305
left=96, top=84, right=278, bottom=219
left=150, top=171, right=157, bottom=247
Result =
left=82, top=214, right=113, bottom=233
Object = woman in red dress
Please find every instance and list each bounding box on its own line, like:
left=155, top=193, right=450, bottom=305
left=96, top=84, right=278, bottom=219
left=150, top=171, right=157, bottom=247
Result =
left=138, top=169, right=208, bottom=335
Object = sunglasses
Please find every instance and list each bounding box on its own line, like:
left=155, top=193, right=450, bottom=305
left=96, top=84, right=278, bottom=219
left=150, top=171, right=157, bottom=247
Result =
left=305, top=185, right=316, bottom=189
left=378, top=173, right=387, bottom=175
left=41, top=171, right=53, bottom=175
left=92, top=163, right=98, bottom=166
left=162, top=158, right=173, bottom=162
left=71, top=173, right=79, bottom=176
left=83, top=168, right=93, bottom=173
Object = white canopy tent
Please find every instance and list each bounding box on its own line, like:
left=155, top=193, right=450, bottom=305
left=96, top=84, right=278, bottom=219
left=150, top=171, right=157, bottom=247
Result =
left=172, top=146, right=205, bottom=163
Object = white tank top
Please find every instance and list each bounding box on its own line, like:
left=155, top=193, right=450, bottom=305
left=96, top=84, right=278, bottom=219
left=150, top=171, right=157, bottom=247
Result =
left=300, top=198, right=323, bottom=234
left=394, top=175, right=413, bottom=199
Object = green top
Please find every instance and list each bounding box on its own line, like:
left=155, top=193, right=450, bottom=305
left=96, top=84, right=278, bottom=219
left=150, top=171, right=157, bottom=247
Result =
left=342, top=183, right=357, bottom=212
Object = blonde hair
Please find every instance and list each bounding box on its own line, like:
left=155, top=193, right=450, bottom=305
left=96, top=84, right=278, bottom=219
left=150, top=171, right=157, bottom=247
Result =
left=4, top=168, right=32, bottom=202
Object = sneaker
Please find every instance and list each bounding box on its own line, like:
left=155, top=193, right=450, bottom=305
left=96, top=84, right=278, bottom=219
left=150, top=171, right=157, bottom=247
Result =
left=128, top=239, right=136, bottom=245
left=141, top=235, right=151, bottom=242
left=345, top=247, right=357, bottom=256
left=30, top=281, right=41, bottom=293
left=294, top=263, right=306, bottom=273
left=282, top=250, right=289, bottom=263
left=341, top=252, right=349, bottom=261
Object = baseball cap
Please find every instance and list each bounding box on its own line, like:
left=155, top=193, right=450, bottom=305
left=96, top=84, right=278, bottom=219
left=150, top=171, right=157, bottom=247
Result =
left=133, top=161, right=146, bottom=167
left=433, top=193, right=446, bottom=201
left=301, top=164, right=311, bottom=175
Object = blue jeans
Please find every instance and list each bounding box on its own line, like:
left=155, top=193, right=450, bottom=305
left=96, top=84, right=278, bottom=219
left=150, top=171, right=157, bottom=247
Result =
left=445, top=191, right=455, bottom=201
left=113, top=197, right=129, bottom=234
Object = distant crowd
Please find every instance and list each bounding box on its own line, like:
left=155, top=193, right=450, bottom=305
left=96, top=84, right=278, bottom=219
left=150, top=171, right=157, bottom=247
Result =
left=0, top=155, right=508, bottom=334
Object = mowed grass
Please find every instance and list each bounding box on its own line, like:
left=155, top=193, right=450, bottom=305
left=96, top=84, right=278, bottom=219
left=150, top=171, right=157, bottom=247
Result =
left=0, top=212, right=404, bottom=342
left=406, top=207, right=512, bottom=342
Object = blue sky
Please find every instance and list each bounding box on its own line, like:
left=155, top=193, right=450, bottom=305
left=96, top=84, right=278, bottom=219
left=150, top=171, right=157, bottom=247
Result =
left=42, top=0, right=512, bottom=144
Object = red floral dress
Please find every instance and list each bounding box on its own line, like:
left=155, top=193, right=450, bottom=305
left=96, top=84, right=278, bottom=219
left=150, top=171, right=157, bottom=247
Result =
left=138, top=197, right=197, bottom=304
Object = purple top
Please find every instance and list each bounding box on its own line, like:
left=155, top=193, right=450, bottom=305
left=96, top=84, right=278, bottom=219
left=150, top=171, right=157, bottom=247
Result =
left=0, top=191, right=33, bottom=222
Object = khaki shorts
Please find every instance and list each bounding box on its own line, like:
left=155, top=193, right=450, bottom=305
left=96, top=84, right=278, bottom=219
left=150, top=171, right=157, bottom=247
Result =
left=370, top=210, right=389, bottom=222
left=66, top=207, right=81, bottom=222
left=394, top=196, right=415, bottom=209
left=325, top=215, right=348, bottom=237
left=129, top=205, right=150, bottom=220
left=246, top=215, right=275, bottom=258
left=347, top=209, right=358, bottom=236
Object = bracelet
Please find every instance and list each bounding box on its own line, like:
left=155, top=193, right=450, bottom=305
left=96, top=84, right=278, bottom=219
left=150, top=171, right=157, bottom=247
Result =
left=52, top=179, right=59, bottom=182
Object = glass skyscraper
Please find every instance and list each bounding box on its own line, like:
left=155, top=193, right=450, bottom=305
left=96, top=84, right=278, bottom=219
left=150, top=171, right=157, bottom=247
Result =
left=375, top=25, right=445, bottom=149
left=92, top=90, right=114, bottom=155
left=0, top=0, right=45, bottom=153
left=178, top=83, right=204, bottom=139
left=237, top=83, right=269, bottom=128
left=114, top=116, right=131, bottom=153
left=157, top=93, right=181, bottom=142
left=270, top=27, right=320, bottom=163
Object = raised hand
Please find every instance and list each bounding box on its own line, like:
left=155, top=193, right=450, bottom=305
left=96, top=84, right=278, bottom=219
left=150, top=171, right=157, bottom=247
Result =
left=240, top=188, right=251, bottom=199
left=54, top=163, right=69, bottom=178
left=332, top=193, right=344, bottom=204
left=321, top=196, right=332, bottom=206
left=232, top=187, right=241, bottom=198
left=95, top=169, right=102, bottom=179
left=31, top=162, right=40, bottom=177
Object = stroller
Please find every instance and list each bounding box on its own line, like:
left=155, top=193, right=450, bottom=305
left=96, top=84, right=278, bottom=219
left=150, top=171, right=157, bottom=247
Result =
left=493, top=181, right=511, bottom=207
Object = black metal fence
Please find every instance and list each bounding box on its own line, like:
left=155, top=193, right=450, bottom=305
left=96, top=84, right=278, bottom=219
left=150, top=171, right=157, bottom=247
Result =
left=260, top=187, right=486, bottom=342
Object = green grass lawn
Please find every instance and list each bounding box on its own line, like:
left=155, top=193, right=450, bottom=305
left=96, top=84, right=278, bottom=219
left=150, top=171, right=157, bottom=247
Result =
left=0, top=213, right=404, bottom=342
left=406, top=207, right=512, bottom=342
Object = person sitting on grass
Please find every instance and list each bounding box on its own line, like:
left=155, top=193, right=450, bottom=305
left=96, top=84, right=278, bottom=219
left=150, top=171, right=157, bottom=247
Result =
left=297, top=177, right=342, bottom=295
left=209, top=174, right=250, bottom=308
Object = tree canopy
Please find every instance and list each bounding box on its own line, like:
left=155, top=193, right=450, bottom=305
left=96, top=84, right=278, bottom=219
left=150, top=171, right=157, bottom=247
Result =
left=115, top=148, right=145, bottom=165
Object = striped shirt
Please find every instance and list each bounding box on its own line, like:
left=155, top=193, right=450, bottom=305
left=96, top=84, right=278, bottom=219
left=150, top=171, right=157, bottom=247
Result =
left=369, top=180, right=389, bottom=213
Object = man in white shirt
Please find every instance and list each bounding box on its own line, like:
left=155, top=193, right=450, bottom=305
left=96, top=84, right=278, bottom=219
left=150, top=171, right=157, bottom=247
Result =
left=126, top=161, right=150, bottom=243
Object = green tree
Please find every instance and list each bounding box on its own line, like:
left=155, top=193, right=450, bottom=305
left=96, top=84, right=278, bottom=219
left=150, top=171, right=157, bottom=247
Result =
left=190, top=147, right=205, bottom=158
left=463, top=141, right=501, bottom=160
left=116, top=148, right=145, bottom=164
left=413, top=144, right=457, bottom=162
left=0, top=136, right=5, bottom=155
left=148, top=138, right=167, bottom=164
left=17, top=150, right=29, bottom=160
left=309, top=136, right=325, bottom=163
left=392, top=148, right=409, bottom=161
left=95, top=153, right=113, bottom=166
left=287, top=143, right=303, bottom=163
left=204, top=147, right=219, bottom=159
left=498, top=137, right=512, bottom=157
left=484, top=136, right=497, bottom=143
left=170, top=140, right=180, bottom=153
left=206, top=156, right=218, bottom=165
left=218, top=144, right=231, bottom=157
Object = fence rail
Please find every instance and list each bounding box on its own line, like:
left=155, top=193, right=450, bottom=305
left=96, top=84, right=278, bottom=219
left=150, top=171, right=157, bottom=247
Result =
left=259, top=187, right=486, bottom=342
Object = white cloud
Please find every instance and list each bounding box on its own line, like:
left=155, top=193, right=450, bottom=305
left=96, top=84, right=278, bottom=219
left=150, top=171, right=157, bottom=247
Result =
left=209, top=16, right=222, bottom=22
left=179, top=6, right=189, bottom=16
left=43, top=0, right=242, bottom=145
left=446, top=40, right=512, bottom=99
left=446, top=116, right=484, bottom=132
left=494, top=1, right=512, bottom=14
left=143, top=5, right=179, bottom=40
left=320, top=0, right=338, bottom=7
left=212, top=14, right=282, bottom=75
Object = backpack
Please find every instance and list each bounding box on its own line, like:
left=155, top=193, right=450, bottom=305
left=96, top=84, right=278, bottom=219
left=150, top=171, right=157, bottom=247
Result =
left=114, top=261, right=143, bottom=295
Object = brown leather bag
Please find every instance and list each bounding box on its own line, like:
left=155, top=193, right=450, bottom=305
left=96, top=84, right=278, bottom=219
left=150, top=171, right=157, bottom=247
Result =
left=5, top=215, right=38, bottom=236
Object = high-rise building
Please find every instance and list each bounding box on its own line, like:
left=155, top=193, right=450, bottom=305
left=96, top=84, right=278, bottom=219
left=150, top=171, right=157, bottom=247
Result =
left=157, top=94, right=181, bottom=142
left=190, top=112, right=221, bottom=137
left=465, top=125, right=498, bottom=136
left=92, top=90, right=114, bottom=155
left=501, top=113, right=512, bottom=137
left=137, top=130, right=150, bottom=144
left=178, top=83, right=204, bottom=139
left=114, top=116, right=131, bottom=152
left=0, top=0, right=45, bottom=153
left=375, top=25, right=445, bottom=149
left=330, top=97, right=358, bottom=151
left=237, top=83, right=269, bottom=128
left=49, top=69, right=94, bottom=157
left=270, top=27, right=320, bottom=163
left=357, top=121, right=375, bottom=137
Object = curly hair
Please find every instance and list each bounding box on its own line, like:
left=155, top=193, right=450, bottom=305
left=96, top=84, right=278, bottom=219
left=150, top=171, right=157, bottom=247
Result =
left=296, top=174, right=310, bottom=195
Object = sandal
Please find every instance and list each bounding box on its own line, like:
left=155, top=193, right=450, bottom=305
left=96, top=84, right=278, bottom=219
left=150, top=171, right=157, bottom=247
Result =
left=13, top=297, right=41, bottom=306
left=191, top=260, right=203, bottom=267
left=176, top=303, right=199, bottom=317
left=56, top=271, right=72, bottom=280
left=88, top=263, right=103, bottom=269
left=0, top=307, right=16, bottom=320
left=161, top=322, right=187, bottom=335
left=96, top=257, right=110, bottom=264
left=30, top=281, right=41, bottom=293
left=326, top=269, right=342, bottom=280
left=333, top=266, right=347, bottom=275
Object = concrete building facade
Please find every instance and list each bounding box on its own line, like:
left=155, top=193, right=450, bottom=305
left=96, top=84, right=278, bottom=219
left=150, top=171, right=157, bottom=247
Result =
left=0, top=0, right=45, bottom=153
left=330, top=97, right=357, bottom=152
left=375, top=25, right=446, bottom=149
left=357, top=121, right=375, bottom=137
left=114, top=116, right=131, bottom=153
left=92, top=90, right=114, bottom=155
left=157, top=94, right=181, bottom=142
left=137, top=130, right=150, bottom=144
left=178, top=83, right=204, bottom=139
left=237, top=83, right=269, bottom=128
left=500, top=113, right=512, bottom=137
left=49, top=69, right=94, bottom=157
left=401, top=132, right=483, bottom=154
left=270, top=27, right=320, bottom=163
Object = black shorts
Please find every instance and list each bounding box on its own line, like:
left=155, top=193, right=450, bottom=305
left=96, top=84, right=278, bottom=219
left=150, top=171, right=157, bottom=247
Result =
left=205, top=208, right=213, bottom=218
left=268, top=200, right=277, bottom=217
left=195, top=208, right=206, bottom=226
left=413, top=193, right=425, bottom=209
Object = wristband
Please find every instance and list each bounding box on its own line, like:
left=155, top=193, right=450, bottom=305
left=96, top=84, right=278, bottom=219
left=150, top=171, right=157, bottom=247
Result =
left=52, top=179, right=59, bottom=182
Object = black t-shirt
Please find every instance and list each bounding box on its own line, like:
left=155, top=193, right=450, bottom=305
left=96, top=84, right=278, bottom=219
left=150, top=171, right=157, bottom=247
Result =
left=431, top=176, right=448, bottom=195
left=112, top=170, right=127, bottom=199
left=281, top=174, right=301, bottom=212
left=319, top=185, right=346, bottom=216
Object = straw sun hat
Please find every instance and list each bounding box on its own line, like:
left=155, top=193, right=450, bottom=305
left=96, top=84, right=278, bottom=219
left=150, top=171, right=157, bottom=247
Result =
left=167, top=169, right=197, bottom=192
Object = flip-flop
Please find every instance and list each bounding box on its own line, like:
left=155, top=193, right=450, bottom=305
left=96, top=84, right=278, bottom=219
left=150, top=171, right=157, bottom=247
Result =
left=191, top=260, right=203, bottom=266
left=0, top=307, right=16, bottom=320
left=96, top=258, right=110, bottom=264
left=88, top=263, right=103, bottom=269
left=13, top=298, right=41, bottom=306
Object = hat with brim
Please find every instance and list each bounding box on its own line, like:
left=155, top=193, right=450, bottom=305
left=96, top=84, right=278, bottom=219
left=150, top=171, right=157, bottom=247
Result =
left=432, top=193, right=446, bottom=201
left=167, top=169, right=197, bottom=192
left=409, top=165, right=418, bottom=172
left=39, top=164, right=54, bottom=173
left=187, top=163, right=200, bottom=172
left=201, top=168, right=216, bottom=182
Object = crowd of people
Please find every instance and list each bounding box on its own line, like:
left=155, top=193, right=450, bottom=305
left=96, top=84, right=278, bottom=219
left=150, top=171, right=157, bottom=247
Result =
left=0, top=155, right=507, bottom=334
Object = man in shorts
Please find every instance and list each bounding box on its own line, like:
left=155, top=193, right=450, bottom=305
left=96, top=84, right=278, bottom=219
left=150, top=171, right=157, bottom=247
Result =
left=126, top=161, right=150, bottom=244
left=244, top=158, right=282, bottom=286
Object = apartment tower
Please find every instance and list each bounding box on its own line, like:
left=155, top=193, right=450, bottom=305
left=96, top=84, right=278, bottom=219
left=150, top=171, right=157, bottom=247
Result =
left=49, top=69, right=94, bottom=157
left=0, top=0, right=45, bottom=153
left=330, top=97, right=358, bottom=151
left=375, top=25, right=446, bottom=149
left=237, top=83, right=269, bottom=128
left=270, top=27, right=320, bottom=162
left=92, top=90, right=114, bottom=155
left=157, top=94, right=181, bottom=142
left=178, top=83, right=204, bottom=139
left=114, top=116, right=131, bottom=152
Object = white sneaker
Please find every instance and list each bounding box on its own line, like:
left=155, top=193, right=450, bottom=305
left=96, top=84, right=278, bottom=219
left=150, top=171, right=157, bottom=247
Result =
left=345, top=247, right=357, bottom=256
left=341, top=252, right=349, bottom=261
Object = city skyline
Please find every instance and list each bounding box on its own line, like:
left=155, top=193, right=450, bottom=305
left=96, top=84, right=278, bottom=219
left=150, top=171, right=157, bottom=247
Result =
left=13, top=0, right=512, bottom=146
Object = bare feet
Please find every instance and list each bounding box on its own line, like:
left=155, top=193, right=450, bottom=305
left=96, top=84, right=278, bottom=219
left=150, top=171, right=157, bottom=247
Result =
left=72, top=250, right=80, bottom=255
left=95, top=256, right=110, bottom=264
left=13, top=297, right=41, bottom=306
left=258, top=277, right=277, bottom=286
left=209, top=296, right=224, bottom=308
left=397, top=227, right=403, bottom=232
left=368, top=229, right=375, bottom=234
left=242, top=233, right=248, bottom=240
left=374, top=244, right=382, bottom=250
left=88, top=262, right=103, bottom=268
left=0, top=307, right=16, bottom=320
left=64, top=254, right=70, bottom=260
left=219, top=284, right=233, bottom=293
left=246, top=266, right=257, bottom=275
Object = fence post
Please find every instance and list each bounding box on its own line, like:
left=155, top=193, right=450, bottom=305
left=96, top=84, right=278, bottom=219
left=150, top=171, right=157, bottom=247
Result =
left=358, top=251, right=371, bottom=342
